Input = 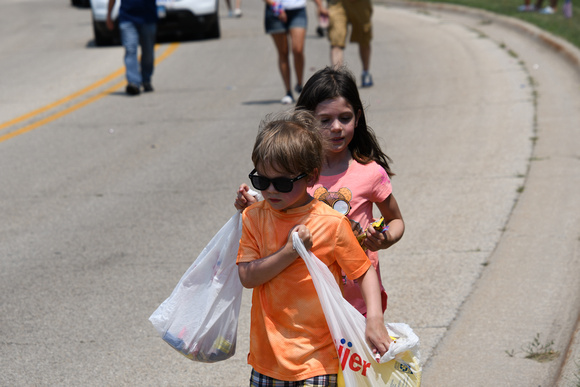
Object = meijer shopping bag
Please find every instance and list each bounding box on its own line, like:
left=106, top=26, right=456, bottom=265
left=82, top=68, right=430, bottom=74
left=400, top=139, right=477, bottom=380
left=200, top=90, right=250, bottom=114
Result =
left=292, top=232, right=422, bottom=386
left=149, top=212, right=243, bottom=362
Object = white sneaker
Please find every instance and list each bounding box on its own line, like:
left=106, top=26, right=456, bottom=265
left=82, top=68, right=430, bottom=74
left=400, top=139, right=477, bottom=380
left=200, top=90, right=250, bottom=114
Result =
left=234, top=8, right=242, bottom=17
left=281, top=93, right=294, bottom=104
left=539, top=6, right=555, bottom=14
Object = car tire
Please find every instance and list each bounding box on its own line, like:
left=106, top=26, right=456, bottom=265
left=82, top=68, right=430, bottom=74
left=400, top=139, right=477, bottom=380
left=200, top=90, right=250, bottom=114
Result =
left=93, top=19, right=115, bottom=46
left=72, top=0, right=91, bottom=7
left=204, top=12, right=220, bottom=39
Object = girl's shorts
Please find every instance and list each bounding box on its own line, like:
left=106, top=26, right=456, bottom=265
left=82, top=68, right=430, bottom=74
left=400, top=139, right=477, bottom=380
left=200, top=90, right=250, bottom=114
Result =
left=265, top=6, right=308, bottom=34
left=250, top=368, right=337, bottom=387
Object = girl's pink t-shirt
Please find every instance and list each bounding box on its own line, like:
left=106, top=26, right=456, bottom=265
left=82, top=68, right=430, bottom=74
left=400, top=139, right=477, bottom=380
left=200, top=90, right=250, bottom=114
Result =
left=308, top=160, right=392, bottom=314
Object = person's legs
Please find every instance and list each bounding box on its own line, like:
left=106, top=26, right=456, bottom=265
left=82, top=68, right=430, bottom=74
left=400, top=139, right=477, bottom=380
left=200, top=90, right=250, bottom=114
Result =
left=225, top=0, right=232, bottom=16
left=119, top=21, right=141, bottom=87
left=538, top=0, right=557, bottom=13
left=327, top=0, right=347, bottom=68
left=344, top=0, right=373, bottom=86
left=518, top=0, right=535, bottom=11
left=271, top=32, right=291, bottom=93
left=234, top=0, right=242, bottom=16
left=285, top=8, right=307, bottom=91
left=289, top=27, right=306, bottom=88
left=359, top=42, right=371, bottom=73
left=139, top=22, right=157, bottom=87
left=331, top=46, right=344, bottom=68
left=265, top=5, right=293, bottom=102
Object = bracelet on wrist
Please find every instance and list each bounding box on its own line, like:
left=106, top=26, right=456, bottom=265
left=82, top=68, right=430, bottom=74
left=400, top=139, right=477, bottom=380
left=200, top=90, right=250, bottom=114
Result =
left=272, top=1, right=282, bottom=16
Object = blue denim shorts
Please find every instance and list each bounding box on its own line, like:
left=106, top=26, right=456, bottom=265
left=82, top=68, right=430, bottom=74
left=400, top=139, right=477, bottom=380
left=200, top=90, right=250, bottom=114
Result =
left=265, top=6, right=307, bottom=34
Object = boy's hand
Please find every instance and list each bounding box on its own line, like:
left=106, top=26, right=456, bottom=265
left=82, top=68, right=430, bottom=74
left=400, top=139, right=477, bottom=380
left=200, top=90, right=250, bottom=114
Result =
left=365, top=316, right=392, bottom=358
left=234, top=184, right=258, bottom=210
left=289, top=225, right=312, bottom=251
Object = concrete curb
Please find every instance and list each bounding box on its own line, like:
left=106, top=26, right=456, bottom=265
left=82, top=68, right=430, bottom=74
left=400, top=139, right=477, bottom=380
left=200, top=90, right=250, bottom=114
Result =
left=374, top=1, right=580, bottom=385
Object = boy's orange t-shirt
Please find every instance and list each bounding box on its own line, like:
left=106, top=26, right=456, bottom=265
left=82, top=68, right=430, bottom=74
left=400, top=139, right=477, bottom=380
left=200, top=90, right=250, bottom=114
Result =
left=237, top=198, right=372, bottom=381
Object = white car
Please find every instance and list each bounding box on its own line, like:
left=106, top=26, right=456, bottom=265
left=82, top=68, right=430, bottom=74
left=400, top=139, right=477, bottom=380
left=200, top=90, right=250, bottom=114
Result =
left=90, top=0, right=220, bottom=46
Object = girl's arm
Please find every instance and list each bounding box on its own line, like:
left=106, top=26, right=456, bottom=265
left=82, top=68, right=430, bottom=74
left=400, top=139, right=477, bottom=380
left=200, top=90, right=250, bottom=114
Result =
left=356, top=267, right=392, bottom=356
left=364, top=193, right=405, bottom=251
left=238, top=225, right=312, bottom=288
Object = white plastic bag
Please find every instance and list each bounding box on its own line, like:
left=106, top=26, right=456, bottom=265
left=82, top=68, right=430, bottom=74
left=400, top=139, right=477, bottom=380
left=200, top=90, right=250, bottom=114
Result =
left=149, top=212, right=243, bottom=362
left=292, top=232, right=422, bottom=386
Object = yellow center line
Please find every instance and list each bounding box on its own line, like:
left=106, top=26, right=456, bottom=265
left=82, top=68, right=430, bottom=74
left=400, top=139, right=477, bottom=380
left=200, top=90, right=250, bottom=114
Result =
left=0, top=42, right=180, bottom=144
left=0, top=68, right=125, bottom=133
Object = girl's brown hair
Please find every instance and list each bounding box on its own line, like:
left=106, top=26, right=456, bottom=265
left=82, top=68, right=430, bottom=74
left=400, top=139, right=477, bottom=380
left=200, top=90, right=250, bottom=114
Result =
left=296, top=66, right=394, bottom=176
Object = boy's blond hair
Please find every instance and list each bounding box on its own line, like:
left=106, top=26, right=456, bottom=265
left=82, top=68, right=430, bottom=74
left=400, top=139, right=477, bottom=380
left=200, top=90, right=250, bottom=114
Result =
left=252, top=110, right=324, bottom=182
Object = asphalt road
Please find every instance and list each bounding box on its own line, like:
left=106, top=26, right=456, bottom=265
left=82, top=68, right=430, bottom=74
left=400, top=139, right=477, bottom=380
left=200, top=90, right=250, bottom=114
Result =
left=1, top=0, right=577, bottom=386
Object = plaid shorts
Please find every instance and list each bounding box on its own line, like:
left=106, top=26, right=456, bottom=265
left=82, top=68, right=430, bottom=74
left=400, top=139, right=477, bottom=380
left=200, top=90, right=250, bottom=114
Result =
left=250, top=369, right=337, bottom=387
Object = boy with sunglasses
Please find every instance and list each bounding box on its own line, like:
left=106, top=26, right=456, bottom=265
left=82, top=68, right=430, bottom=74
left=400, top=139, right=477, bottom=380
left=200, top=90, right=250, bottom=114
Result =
left=237, top=110, right=391, bottom=386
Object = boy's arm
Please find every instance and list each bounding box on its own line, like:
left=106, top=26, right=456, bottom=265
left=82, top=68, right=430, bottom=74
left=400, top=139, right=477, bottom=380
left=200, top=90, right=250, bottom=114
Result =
left=356, top=267, right=393, bottom=356
left=238, top=225, right=312, bottom=288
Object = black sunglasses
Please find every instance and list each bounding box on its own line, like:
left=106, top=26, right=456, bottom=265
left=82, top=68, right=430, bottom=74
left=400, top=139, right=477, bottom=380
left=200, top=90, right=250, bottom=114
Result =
left=248, top=169, right=307, bottom=193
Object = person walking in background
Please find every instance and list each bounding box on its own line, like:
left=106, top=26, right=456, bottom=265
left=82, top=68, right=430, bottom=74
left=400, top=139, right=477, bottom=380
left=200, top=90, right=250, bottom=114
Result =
left=563, top=0, right=572, bottom=17
left=225, top=0, right=243, bottom=17
left=518, top=0, right=559, bottom=14
left=316, top=2, right=329, bottom=37
left=263, top=0, right=327, bottom=104
left=537, top=0, right=559, bottom=13
left=107, top=0, right=158, bottom=96
left=327, top=0, right=374, bottom=87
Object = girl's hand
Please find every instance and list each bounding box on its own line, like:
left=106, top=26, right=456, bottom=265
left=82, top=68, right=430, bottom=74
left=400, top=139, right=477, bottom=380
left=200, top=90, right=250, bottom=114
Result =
left=278, top=9, right=287, bottom=23
left=234, top=184, right=258, bottom=210
left=365, top=316, right=392, bottom=358
left=370, top=194, right=405, bottom=250
left=289, top=224, right=312, bottom=251
left=363, top=225, right=389, bottom=251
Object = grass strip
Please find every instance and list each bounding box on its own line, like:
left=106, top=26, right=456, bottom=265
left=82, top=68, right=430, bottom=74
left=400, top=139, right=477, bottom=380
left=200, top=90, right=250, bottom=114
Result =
left=410, top=0, right=580, bottom=48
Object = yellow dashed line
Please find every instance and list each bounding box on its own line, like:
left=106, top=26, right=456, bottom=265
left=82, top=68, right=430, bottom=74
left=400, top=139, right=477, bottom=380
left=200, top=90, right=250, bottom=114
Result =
left=0, top=42, right=180, bottom=144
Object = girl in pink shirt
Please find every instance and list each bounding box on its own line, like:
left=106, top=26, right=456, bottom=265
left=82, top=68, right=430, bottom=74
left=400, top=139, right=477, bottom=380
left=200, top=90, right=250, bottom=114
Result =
left=236, top=67, right=404, bottom=316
